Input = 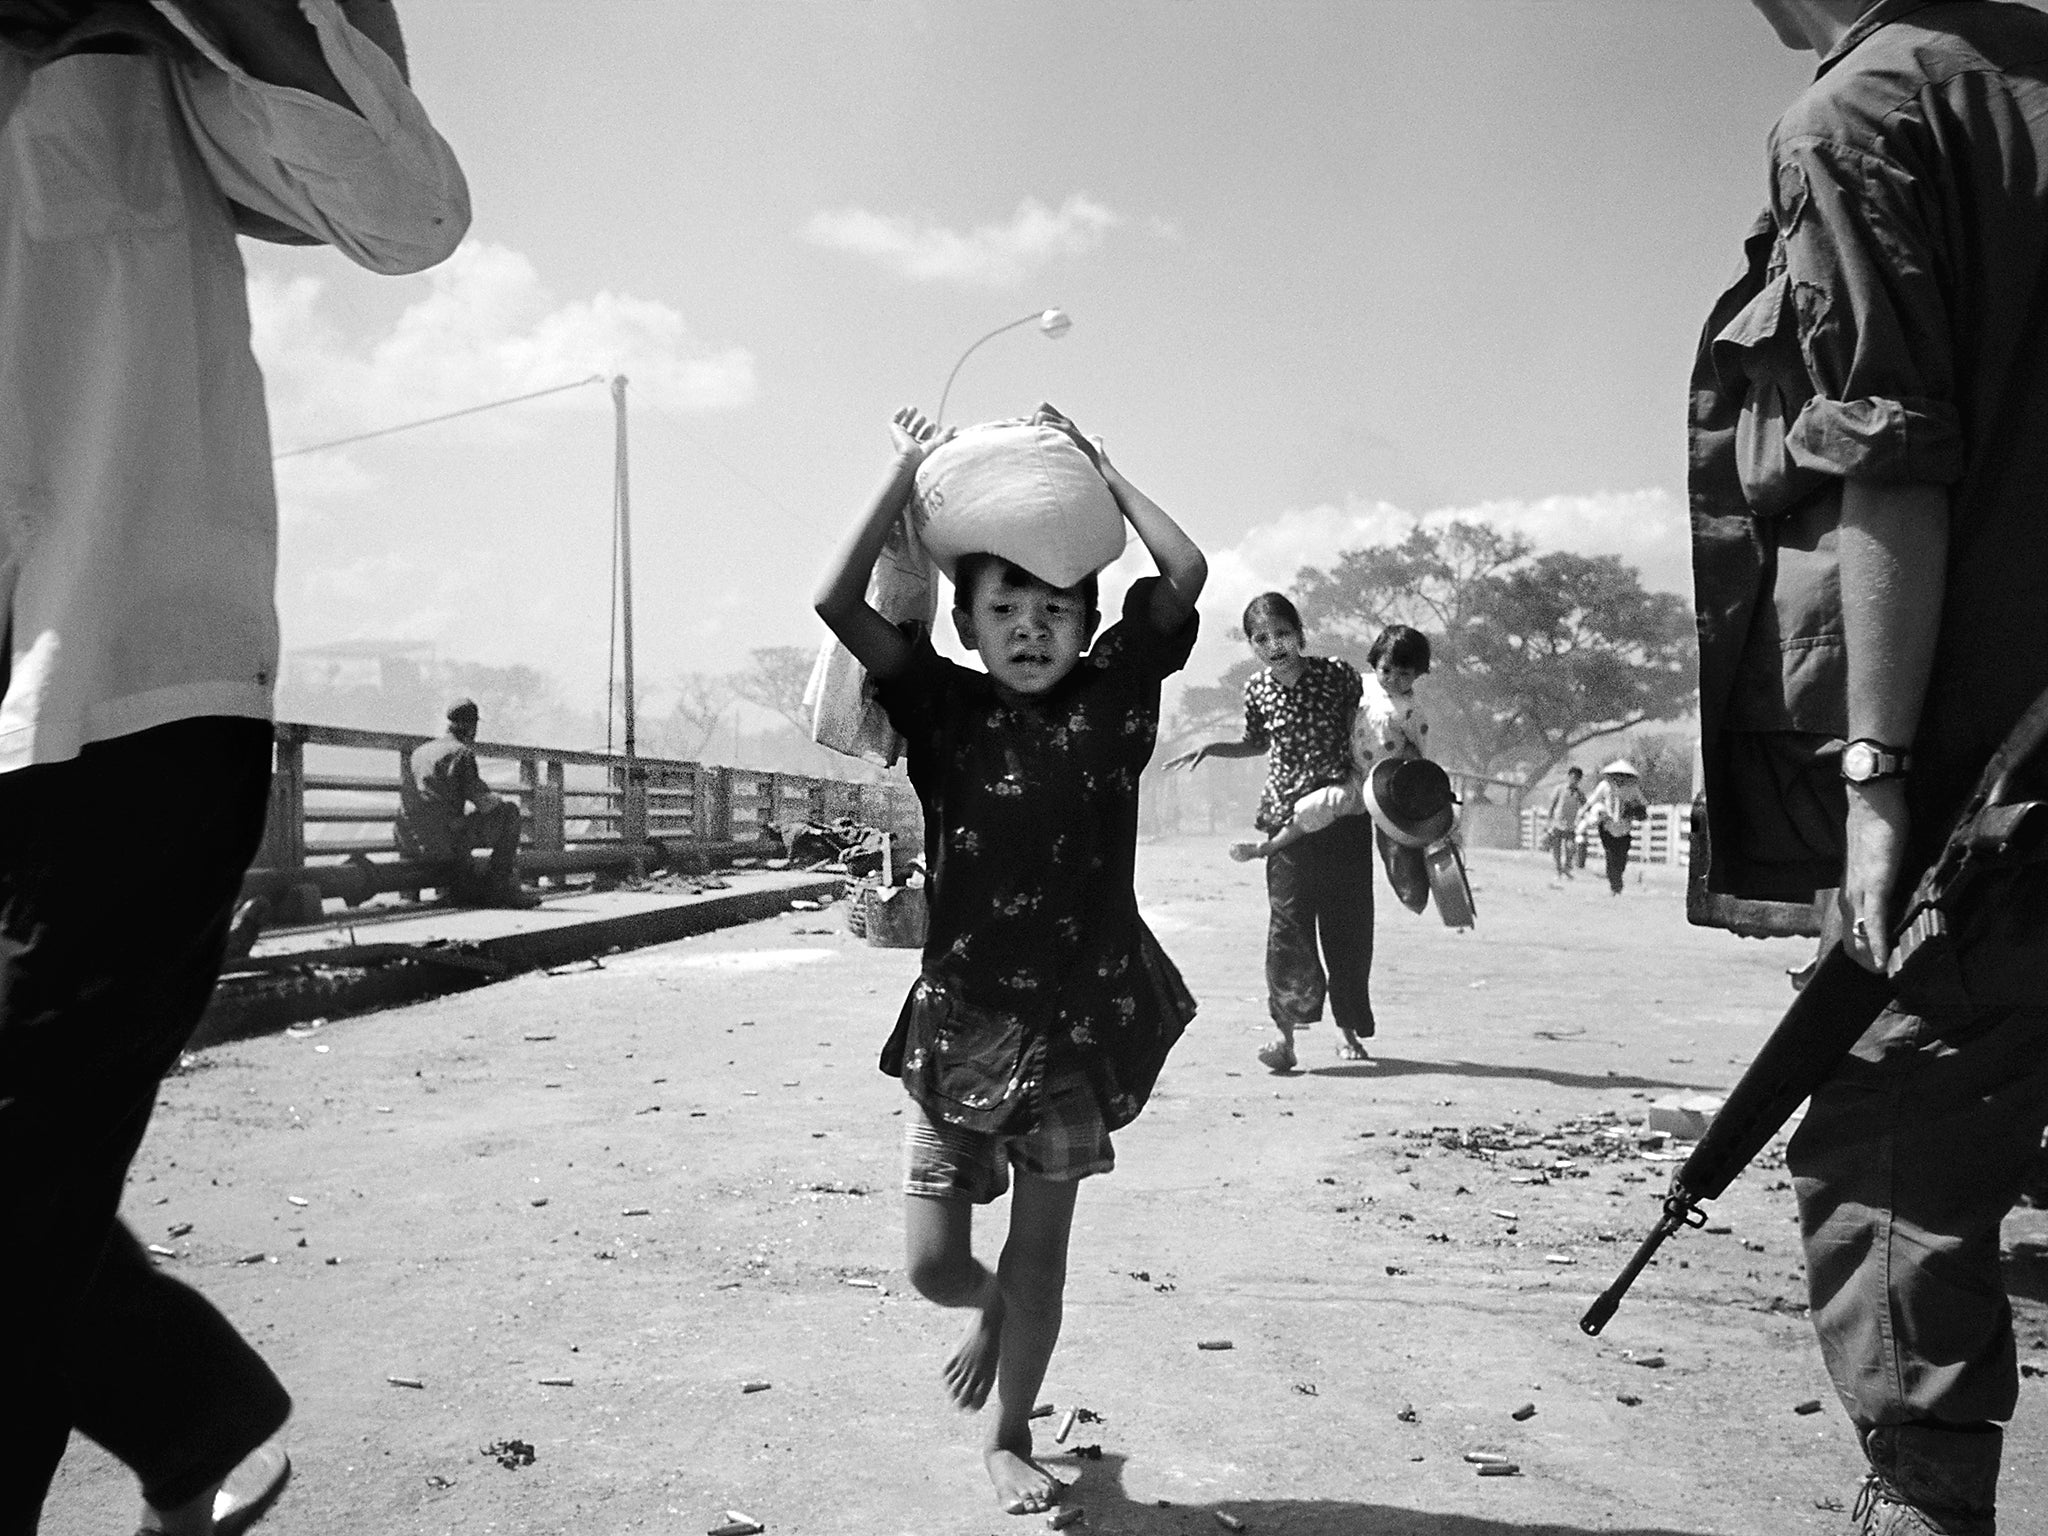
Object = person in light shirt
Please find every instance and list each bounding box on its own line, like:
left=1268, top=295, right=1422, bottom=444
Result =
left=0, top=3, right=467, bottom=1530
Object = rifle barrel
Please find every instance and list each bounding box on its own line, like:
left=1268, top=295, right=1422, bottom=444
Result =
left=1581, top=1199, right=1690, bottom=1336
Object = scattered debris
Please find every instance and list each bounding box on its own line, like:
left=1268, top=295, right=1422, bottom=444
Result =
left=1396, top=1403, right=1418, bottom=1423
left=146, top=1242, right=176, bottom=1258
left=1511, top=1403, right=1537, bottom=1421
left=1030, top=1402, right=1056, bottom=1419
left=523, top=1033, right=557, bottom=1042
left=1196, top=1339, right=1234, bottom=1351
left=1054, top=1407, right=1079, bottom=1444
left=1213, top=1513, right=1246, bottom=1532
left=530, top=1197, right=549, bottom=1207
left=1477, top=1462, right=1522, bottom=1477
left=1293, top=1382, right=1319, bottom=1396
left=1794, top=1399, right=1824, bottom=1414
left=622, top=1207, right=651, bottom=1217
left=1617, top=1394, right=1642, bottom=1407
left=1633, top=1355, right=1667, bottom=1369
left=234, top=1252, right=266, bottom=1265
left=386, top=1375, right=424, bottom=1389
left=1069, top=1443, right=1104, bottom=1461
left=424, top=1474, right=453, bottom=1490
left=1047, top=1507, right=1086, bottom=1530
left=286, top=1195, right=308, bottom=1207
left=1463, top=1452, right=1512, bottom=1465
left=480, top=1438, right=534, bottom=1469
left=537, top=1376, right=573, bottom=1387
left=741, top=1380, right=772, bottom=1393
left=168, top=1222, right=194, bottom=1238
left=709, top=1511, right=763, bottom=1536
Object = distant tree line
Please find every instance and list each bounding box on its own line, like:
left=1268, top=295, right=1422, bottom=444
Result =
left=1172, top=520, right=1698, bottom=795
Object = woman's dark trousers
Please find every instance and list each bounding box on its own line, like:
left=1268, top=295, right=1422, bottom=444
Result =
left=1265, top=813, right=1376, bottom=1038
left=1600, top=829, right=1632, bottom=893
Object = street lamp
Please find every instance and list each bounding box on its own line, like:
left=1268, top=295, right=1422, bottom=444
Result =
left=934, top=308, right=1073, bottom=426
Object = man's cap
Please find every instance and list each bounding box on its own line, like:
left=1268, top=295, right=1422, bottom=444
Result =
left=1362, top=758, right=1458, bottom=849
left=1600, top=758, right=1639, bottom=777
left=446, top=698, right=480, bottom=723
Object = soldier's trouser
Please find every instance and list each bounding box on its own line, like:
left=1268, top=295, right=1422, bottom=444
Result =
left=1265, top=813, right=1376, bottom=1038
left=1790, top=999, right=2048, bottom=1441
left=0, top=718, right=291, bottom=1533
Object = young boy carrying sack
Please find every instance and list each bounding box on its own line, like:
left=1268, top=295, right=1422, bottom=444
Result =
left=814, top=404, right=1207, bottom=1515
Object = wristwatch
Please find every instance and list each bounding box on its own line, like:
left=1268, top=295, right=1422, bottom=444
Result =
left=1840, top=738, right=1912, bottom=784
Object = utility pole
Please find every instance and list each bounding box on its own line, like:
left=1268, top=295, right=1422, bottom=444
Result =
left=611, top=374, right=645, bottom=841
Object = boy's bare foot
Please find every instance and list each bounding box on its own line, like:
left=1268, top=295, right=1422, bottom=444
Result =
left=985, top=1438, right=1063, bottom=1514
left=1228, top=841, right=1262, bottom=862
left=1335, top=1032, right=1369, bottom=1061
left=942, top=1274, right=1004, bottom=1410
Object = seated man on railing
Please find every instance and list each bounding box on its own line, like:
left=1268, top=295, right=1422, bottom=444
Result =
left=398, top=699, right=540, bottom=909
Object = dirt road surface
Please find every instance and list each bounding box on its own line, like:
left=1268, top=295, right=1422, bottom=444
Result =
left=43, top=837, right=2048, bottom=1535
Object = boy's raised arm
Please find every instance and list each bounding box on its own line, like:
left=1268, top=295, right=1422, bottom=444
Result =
left=1097, top=448, right=1207, bottom=635
left=813, top=408, right=940, bottom=682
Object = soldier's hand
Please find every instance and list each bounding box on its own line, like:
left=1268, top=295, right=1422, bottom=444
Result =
left=1839, top=780, right=1909, bottom=973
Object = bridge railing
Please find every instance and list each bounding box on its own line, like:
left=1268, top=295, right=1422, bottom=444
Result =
left=253, top=719, right=906, bottom=891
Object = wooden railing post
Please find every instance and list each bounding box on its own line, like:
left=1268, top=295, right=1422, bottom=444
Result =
left=530, top=757, right=565, bottom=852
left=260, top=723, right=307, bottom=870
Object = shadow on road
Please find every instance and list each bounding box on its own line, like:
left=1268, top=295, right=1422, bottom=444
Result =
left=1308, top=1055, right=1721, bottom=1094
left=1054, top=1452, right=1718, bottom=1536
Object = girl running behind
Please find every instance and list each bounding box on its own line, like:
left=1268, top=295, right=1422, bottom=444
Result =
left=1167, top=593, right=1376, bottom=1069
left=814, top=406, right=1206, bottom=1515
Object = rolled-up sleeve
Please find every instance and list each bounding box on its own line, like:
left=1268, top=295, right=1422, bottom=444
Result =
left=1769, top=135, right=1964, bottom=484
left=155, top=0, right=468, bottom=273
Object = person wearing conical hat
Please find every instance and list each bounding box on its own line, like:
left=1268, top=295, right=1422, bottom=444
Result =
left=1576, top=759, right=1648, bottom=895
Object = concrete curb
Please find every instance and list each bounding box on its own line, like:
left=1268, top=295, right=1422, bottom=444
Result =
left=192, top=875, right=847, bottom=1049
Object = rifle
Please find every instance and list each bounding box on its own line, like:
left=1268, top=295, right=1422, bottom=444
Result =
left=1582, top=684, right=2048, bottom=1336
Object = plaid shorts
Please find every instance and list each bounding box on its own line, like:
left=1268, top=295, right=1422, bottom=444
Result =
left=902, top=1072, right=1115, bottom=1204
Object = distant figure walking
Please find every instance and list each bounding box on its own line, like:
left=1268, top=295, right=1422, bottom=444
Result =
left=398, top=700, right=540, bottom=909
left=1544, top=766, right=1588, bottom=879
left=1577, top=759, right=1648, bottom=895
left=1168, top=593, right=1376, bottom=1070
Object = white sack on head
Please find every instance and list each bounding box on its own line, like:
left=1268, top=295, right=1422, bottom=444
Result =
left=913, top=408, right=1126, bottom=590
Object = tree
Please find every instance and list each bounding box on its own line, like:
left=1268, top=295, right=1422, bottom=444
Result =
left=731, top=645, right=818, bottom=734
left=655, top=672, right=734, bottom=760
left=1289, top=520, right=1696, bottom=788
left=1168, top=655, right=1259, bottom=751
left=1612, top=728, right=1694, bottom=805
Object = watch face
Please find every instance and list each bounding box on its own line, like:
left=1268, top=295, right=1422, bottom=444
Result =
left=1843, top=742, right=1878, bottom=781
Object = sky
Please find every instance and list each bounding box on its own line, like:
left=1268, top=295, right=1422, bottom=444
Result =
left=256, top=0, right=1825, bottom=725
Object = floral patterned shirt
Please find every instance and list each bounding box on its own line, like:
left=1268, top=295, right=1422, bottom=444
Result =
left=874, top=577, right=1198, bottom=1130
left=1243, top=655, right=1362, bottom=834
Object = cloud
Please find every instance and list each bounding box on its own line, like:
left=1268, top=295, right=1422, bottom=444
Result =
left=250, top=239, right=756, bottom=457
left=802, top=194, right=1123, bottom=287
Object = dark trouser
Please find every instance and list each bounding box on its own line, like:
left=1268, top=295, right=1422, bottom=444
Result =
left=1600, top=829, right=1631, bottom=893
left=453, top=799, right=521, bottom=885
left=1265, top=813, right=1376, bottom=1037
left=1790, top=1001, right=2048, bottom=1449
left=1, top=718, right=292, bottom=1530
left=1550, top=827, right=1574, bottom=875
